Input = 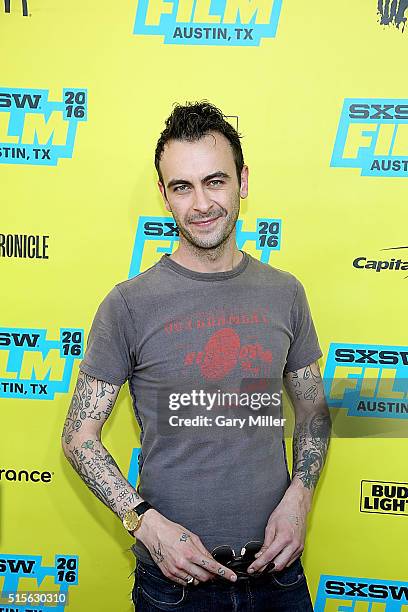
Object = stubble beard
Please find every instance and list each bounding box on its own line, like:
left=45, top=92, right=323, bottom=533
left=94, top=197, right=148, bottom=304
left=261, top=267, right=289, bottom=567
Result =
left=172, top=192, right=241, bottom=256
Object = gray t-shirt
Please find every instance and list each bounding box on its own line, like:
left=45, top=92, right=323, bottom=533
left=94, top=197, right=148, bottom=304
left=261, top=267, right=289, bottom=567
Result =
left=78, top=250, right=323, bottom=565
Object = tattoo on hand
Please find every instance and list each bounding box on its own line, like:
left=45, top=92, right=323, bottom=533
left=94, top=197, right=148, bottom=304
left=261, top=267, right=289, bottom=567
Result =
left=179, top=532, right=190, bottom=542
left=153, top=541, right=165, bottom=564
left=287, top=513, right=300, bottom=526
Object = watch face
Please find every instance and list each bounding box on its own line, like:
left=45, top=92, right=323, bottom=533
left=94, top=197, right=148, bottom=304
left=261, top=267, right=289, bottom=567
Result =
left=123, top=510, right=139, bottom=532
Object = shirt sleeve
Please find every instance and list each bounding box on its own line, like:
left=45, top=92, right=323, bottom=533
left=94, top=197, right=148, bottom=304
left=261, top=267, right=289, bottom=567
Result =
left=78, top=285, right=135, bottom=386
left=283, top=279, right=323, bottom=375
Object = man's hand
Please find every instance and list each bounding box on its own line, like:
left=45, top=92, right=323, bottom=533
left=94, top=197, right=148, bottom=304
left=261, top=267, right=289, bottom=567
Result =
left=136, top=509, right=238, bottom=586
left=246, top=480, right=310, bottom=574
left=247, top=360, right=331, bottom=575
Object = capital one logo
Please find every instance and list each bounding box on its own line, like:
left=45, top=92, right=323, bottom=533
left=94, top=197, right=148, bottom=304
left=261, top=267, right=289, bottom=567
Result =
left=133, top=0, right=282, bottom=45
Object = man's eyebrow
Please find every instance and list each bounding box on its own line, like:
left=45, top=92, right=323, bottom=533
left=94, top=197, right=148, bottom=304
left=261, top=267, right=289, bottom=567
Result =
left=166, top=171, right=231, bottom=189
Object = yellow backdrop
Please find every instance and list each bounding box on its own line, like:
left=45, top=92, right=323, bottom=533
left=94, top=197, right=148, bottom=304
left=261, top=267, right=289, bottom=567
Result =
left=1, top=0, right=407, bottom=610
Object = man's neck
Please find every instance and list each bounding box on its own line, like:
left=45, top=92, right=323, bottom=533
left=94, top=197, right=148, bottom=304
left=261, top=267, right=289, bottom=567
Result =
left=168, top=238, right=243, bottom=273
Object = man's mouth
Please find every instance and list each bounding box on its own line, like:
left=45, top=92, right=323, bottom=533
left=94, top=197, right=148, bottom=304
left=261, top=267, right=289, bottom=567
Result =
left=190, top=216, right=222, bottom=227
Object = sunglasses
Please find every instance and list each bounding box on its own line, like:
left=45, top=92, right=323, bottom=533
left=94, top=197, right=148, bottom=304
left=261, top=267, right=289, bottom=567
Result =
left=211, top=540, right=275, bottom=582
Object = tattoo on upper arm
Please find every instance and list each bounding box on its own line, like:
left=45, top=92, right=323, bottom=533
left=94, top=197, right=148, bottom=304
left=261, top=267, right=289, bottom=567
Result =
left=62, top=372, right=118, bottom=445
left=285, top=362, right=322, bottom=404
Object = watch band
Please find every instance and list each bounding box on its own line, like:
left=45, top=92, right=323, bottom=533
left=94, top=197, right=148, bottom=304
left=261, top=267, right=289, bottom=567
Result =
left=133, top=500, right=153, bottom=517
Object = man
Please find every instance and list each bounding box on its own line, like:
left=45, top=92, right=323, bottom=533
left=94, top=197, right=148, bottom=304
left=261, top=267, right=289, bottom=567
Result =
left=61, top=101, right=331, bottom=611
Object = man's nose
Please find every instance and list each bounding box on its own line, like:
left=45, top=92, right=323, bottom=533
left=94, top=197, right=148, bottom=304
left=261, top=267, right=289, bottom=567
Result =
left=192, top=185, right=213, bottom=214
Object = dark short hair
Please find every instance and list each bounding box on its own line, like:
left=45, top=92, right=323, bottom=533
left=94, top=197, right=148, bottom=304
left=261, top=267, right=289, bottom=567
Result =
left=155, top=100, right=244, bottom=187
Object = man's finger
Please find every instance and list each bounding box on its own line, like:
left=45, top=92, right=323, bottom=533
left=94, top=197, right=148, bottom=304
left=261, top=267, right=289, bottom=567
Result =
left=251, top=523, right=277, bottom=563
left=190, top=554, right=237, bottom=582
left=205, top=558, right=237, bottom=582
left=175, top=563, right=215, bottom=583
left=285, top=553, right=301, bottom=568
left=265, top=546, right=298, bottom=572
left=192, top=556, right=220, bottom=581
left=247, top=539, right=287, bottom=573
left=247, top=552, right=274, bottom=573
left=213, top=562, right=237, bottom=582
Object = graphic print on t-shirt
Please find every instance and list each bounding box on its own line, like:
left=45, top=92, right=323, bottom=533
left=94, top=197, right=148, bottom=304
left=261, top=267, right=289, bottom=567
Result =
left=164, top=306, right=274, bottom=381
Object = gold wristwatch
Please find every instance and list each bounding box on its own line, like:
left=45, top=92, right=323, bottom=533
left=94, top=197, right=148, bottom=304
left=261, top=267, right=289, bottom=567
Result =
left=122, top=501, right=153, bottom=534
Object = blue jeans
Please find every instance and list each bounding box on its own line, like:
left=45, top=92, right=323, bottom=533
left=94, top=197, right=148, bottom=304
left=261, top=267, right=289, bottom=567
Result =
left=132, top=557, right=314, bottom=611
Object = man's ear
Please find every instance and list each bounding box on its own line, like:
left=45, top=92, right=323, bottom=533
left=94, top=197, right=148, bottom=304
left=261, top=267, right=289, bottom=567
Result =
left=158, top=180, right=171, bottom=212
left=240, top=165, right=249, bottom=199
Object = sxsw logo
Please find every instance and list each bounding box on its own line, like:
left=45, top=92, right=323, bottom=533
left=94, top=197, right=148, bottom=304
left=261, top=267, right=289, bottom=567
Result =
left=133, top=0, right=282, bottom=45
left=0, top=88, right=87, bottom=165
left=323, top=343, right=408, bottom=419
left=315, top=574, right=408, bottom=611
left=0, top=554, right=78, bottom=611
left=331, top=98, right=408, bottom=176
left=129, top=216, right=282, bottom=277
left=0, top=328, right=84, bottom=400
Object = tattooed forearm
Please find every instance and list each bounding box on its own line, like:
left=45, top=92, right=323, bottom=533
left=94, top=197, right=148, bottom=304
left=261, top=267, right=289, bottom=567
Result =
left=284, top=361, right=332, bottom=491
left=293, top=412, right=331, bottom=489
left=62, top=371, right=143, bottom=521
left=64, top=438, right=141, bottom=519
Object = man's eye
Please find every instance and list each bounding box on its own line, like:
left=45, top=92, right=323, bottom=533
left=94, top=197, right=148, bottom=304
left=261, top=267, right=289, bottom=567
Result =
left=174, top=185, right=189, bottom=192
left=209, top=180, right=223, bottom=186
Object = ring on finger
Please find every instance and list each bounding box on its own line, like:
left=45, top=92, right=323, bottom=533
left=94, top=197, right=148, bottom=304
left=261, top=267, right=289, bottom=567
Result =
left=183, top=575, right=195, bottom=584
